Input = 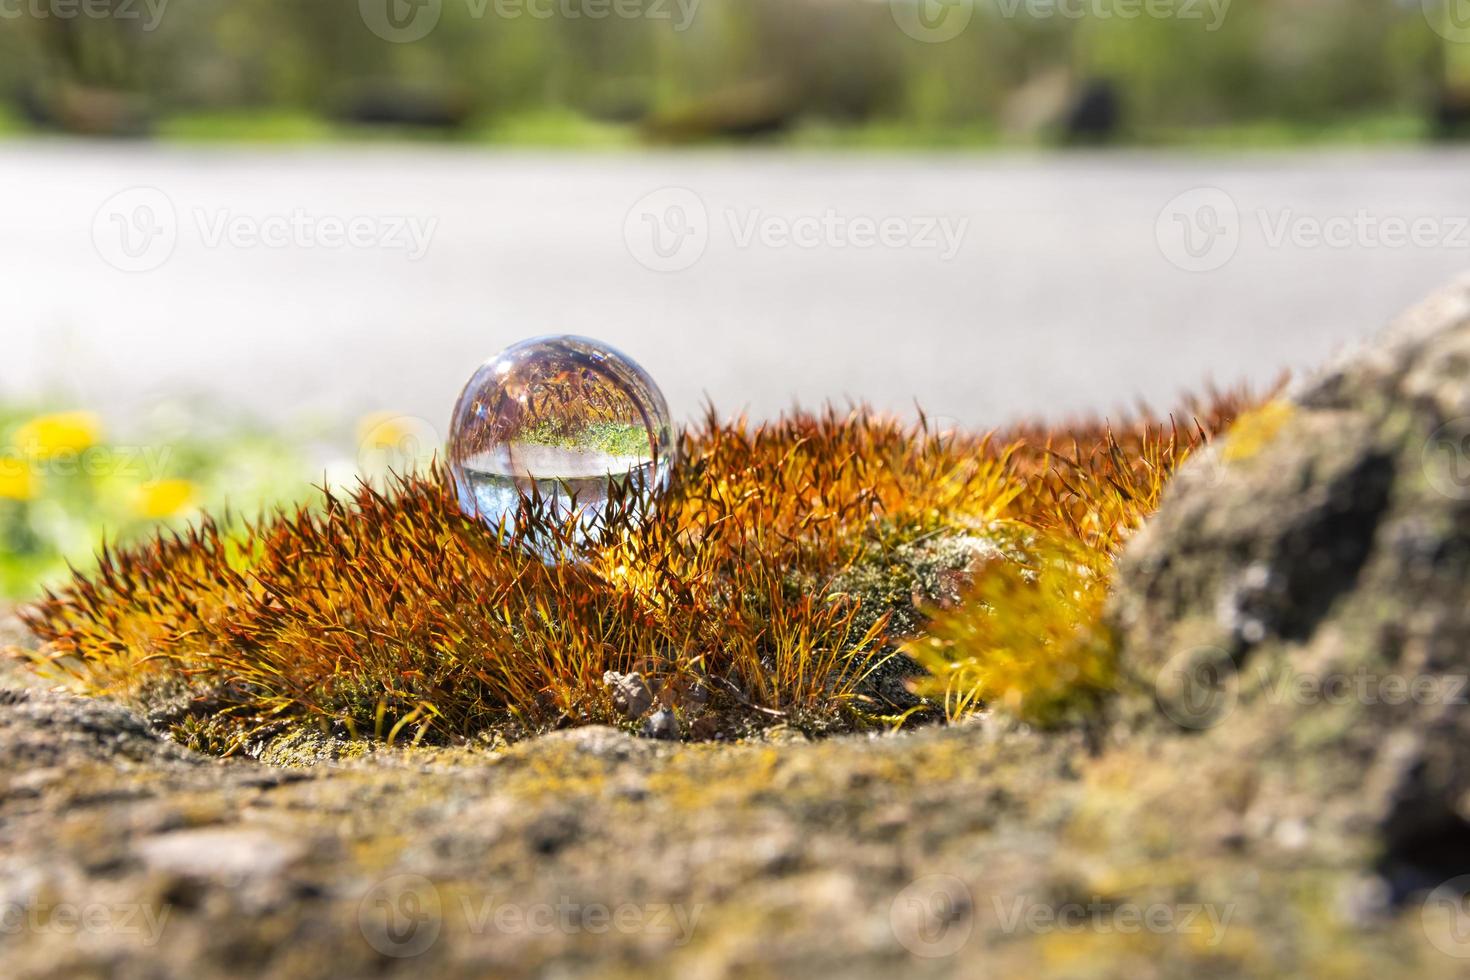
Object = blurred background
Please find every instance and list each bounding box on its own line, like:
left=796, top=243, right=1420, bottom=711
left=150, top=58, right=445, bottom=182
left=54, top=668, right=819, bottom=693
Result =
left=0, top=0, right=1458, bottom=143
left=4, top=0, right=1470, bottom=593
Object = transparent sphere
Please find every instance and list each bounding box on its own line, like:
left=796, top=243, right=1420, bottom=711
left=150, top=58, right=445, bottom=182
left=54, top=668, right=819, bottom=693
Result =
left=447, top=336, right=676, bottom=552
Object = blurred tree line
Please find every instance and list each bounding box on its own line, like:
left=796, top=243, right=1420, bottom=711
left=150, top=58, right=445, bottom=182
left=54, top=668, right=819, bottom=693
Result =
left=0, top=0, right=1448, bottom=141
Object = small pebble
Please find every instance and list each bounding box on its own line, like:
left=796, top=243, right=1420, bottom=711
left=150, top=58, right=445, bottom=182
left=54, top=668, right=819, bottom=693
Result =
left=641, top=708, right=679, bottom=741
left=603, top=671, right=654, bottom=719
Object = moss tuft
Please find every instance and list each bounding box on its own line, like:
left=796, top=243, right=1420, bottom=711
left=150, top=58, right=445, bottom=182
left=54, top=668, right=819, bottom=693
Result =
left=16, top=399, right=1257, bottom=751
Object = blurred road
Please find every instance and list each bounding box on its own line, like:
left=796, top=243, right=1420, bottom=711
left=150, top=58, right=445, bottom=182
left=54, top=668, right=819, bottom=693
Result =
left=4, top=142, right=1470, bottom=437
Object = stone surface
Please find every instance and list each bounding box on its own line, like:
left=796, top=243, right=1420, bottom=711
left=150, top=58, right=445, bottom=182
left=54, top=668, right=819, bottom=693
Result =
left=602, top=671, right=654, bottom=721
left=1109, top=273, right=1470, bottom=891
left=0, top=672, right=1455, bottom=979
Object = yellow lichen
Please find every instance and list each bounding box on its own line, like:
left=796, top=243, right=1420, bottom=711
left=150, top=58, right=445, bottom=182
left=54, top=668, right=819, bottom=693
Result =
left=1221, top=400, right=1295, bottom=463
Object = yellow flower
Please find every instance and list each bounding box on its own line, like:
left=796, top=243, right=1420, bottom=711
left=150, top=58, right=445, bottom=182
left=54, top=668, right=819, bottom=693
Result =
left=132, top=479, right=198, bottom=519
left=12, top=411, right=103, bottom=459
left=0, top=457, right=37, bottom=501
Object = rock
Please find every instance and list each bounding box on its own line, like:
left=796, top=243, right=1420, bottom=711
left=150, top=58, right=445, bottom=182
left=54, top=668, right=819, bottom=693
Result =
left=135, top=828, right=306, bottom=881
left=0, top=609, right=44, bottom=691
left=0, top=651, right=1464, bottom=976
left=0, top=686, right=203, bottom=771
left=640, top=707, right=679, bottom=741
left=1109, top=273, right=1470, bottom=880
left=538, top=725, right=659, bottom=762
left=602, top=670, right=654, bottom=719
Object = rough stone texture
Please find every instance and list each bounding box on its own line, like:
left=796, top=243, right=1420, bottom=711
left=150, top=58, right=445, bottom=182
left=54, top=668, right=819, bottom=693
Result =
left=602, top=671, right=655, bottom=721
left=7, top=678, right=1439, bottom=980
left=9, top=280, right=1470, bottom=977
left=1109, top=274, right=1470, bottom=894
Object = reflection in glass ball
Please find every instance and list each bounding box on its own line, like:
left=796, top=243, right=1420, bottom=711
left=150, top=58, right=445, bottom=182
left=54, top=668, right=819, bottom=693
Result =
left=446, top=336, right=675, bottom=555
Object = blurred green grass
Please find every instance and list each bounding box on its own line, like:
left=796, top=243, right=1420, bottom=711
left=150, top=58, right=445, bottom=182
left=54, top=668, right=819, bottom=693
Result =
left=0, top=106, right=1433, bottom=152
left=1143, top=110, right=1430, bottom=150
left=156, top=110, right=338, bottom=143
left=144, top=108, right=641, bottom=148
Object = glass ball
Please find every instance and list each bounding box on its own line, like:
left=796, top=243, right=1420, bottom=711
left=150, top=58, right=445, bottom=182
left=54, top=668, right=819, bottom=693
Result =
left=447, top=336, right=676, bottom=553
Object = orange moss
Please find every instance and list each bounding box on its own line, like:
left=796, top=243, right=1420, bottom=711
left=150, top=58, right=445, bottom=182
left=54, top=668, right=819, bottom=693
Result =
left=19, top=397, right=1257, bottom=751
